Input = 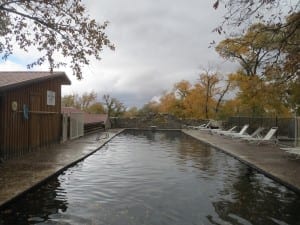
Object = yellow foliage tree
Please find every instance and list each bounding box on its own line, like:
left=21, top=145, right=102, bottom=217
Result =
left=155, top=72, right=232, bottom=120
left=182, top=84, right=207, bottom=119
left=217, top=99, right=241, bottom=120
left=216, top=23, right=279, bottom=77
left=229, top=72, right=291, bottom=117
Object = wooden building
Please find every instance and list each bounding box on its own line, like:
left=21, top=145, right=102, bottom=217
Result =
left=0, top=71, right=71, bottom=160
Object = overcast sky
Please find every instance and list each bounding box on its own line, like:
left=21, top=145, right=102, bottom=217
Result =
left=0, top=0, right=239, bottom=108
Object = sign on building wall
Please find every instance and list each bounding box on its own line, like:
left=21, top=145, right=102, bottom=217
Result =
left=47, top=90, right=56, bottom=106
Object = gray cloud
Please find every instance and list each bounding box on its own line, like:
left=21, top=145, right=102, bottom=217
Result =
left=65, top=0, right=238, bottom=107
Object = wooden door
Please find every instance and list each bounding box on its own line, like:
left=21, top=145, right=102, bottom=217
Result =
left=29, top=94, right=41, bottom=150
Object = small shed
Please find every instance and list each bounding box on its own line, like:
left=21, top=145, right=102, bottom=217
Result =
left=0, top=71, right=71, bottom=160
left=61, top=107, right=84, bottom=141
left=84, top=113, right=111, bottom=134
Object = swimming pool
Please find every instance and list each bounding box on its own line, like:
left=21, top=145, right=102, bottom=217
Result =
left=1, top=130, right=300, bottom=224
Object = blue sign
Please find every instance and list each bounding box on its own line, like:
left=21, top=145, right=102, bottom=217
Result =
left=23, top=104, right=29, bottom=120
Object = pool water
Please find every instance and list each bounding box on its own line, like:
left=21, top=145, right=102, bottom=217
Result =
left=1, top=130, right=300, bottom=225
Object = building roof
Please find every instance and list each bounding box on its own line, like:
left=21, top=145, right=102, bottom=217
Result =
left=84, top=113, right=108, bottom=124
left=61, top=107, right=108, bottom=124
left=0, top=71, right=71, bottom=92
left=61, top=107, right=84, bottom=115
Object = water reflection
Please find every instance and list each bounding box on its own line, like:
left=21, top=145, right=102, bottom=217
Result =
left=211, top=167, right=300, bottom=225
left=0, top=176, right=68, bottom=224
left=0, top=130, right=299, bottom=225
left=176, top=133, right=214, bottom=172
left=124, top=129, right=181, bottom=142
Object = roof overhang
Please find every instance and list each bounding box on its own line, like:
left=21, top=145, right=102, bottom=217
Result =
left=0, top=71, right=71, bottom=92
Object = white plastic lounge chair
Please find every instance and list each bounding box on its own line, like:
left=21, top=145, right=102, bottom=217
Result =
left=281, top=147, right=300, bottom=159
left=242, top=127, right=278, bottom=145
left=196, top=121, right=213, bottom=130
left=195, top=121, right=211, bottom=129
left=212, top=126, right=237, bottom=135
left=232, top=127, right=264, bottom=139
left=281, top=147, right=300, bottom=151
left=226, top=124, right=249, bottom=138
left=187, top=121, right=211, bottom=129
left=187, top=124, right=204, bottom=129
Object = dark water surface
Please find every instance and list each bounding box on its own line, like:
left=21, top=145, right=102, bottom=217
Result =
left=1, top=130, right=300, bottom=225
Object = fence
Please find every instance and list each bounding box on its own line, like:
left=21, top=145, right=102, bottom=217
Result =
left=111, top=114, right=182, bottom=129
left=296, top=117, right=300, bottom=147
left=84, top=122, right=105, bottom=134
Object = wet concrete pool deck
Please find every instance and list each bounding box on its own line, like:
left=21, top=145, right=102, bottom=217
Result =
left=0, top=129, right=124, bottom=208
left=183, top=129, right=300, bottom=194
left=0, top=128, right=300, bottom=209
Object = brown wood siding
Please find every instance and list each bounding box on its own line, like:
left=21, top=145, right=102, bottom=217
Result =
left=29, top=94, right=41, bottom=150
left=0, top=95, right=3, bottom=159
left=0, top=77, right=64, bottom=160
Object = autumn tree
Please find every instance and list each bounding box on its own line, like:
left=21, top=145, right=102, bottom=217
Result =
left=174, top=80, right=191, bottom=99
left=160, top=92, right=187, bottom=118
left=198, top=69, right=219, bottom=119
left=153, top=73, right=232, bottom=119
left=197, top=67, right=232, bottom=119
left=228, top=71, right=291, bottom=117
left=213, top=0, right=299, bottom=35
left=139, top=101, right=160, bottom=116
left=217, top=98, right=241, bottom=120
left=285, top=77, right=300, bottom=113
left=215, top=78, right=232, bottom=114
left=262, top=12, right=300, bottom=82
left=158, top=92, right=177, bottom=114
left=86, top=102, right=105, bottom=114
left=182, top=83, right=207, bottom=118
left=62, top=91, right=106, bottom=113
left=213, top=1, right=299, bottom=79
left=123, top=107, right=139, bottom=118
left=79, top=91, right=97, bottom=111
left=103, top=94, right=126, bottom=117
left=0, top=0, right=114, bottom=79
left=61, top=94, right=77, bottom=108
left=229, top=71, right=265, bottom=116
left=215, top=23, right=282, bottom=77
left=158, top=80, right=193, bottom=118
left=103, top=94, right=114, bottom=117
left=282, top=12, right=300, bottom=81
left=216, top=13, right=299, bottom=115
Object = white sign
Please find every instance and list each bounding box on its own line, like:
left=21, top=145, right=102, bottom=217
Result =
left=47, top=90, right=56, bottom=106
